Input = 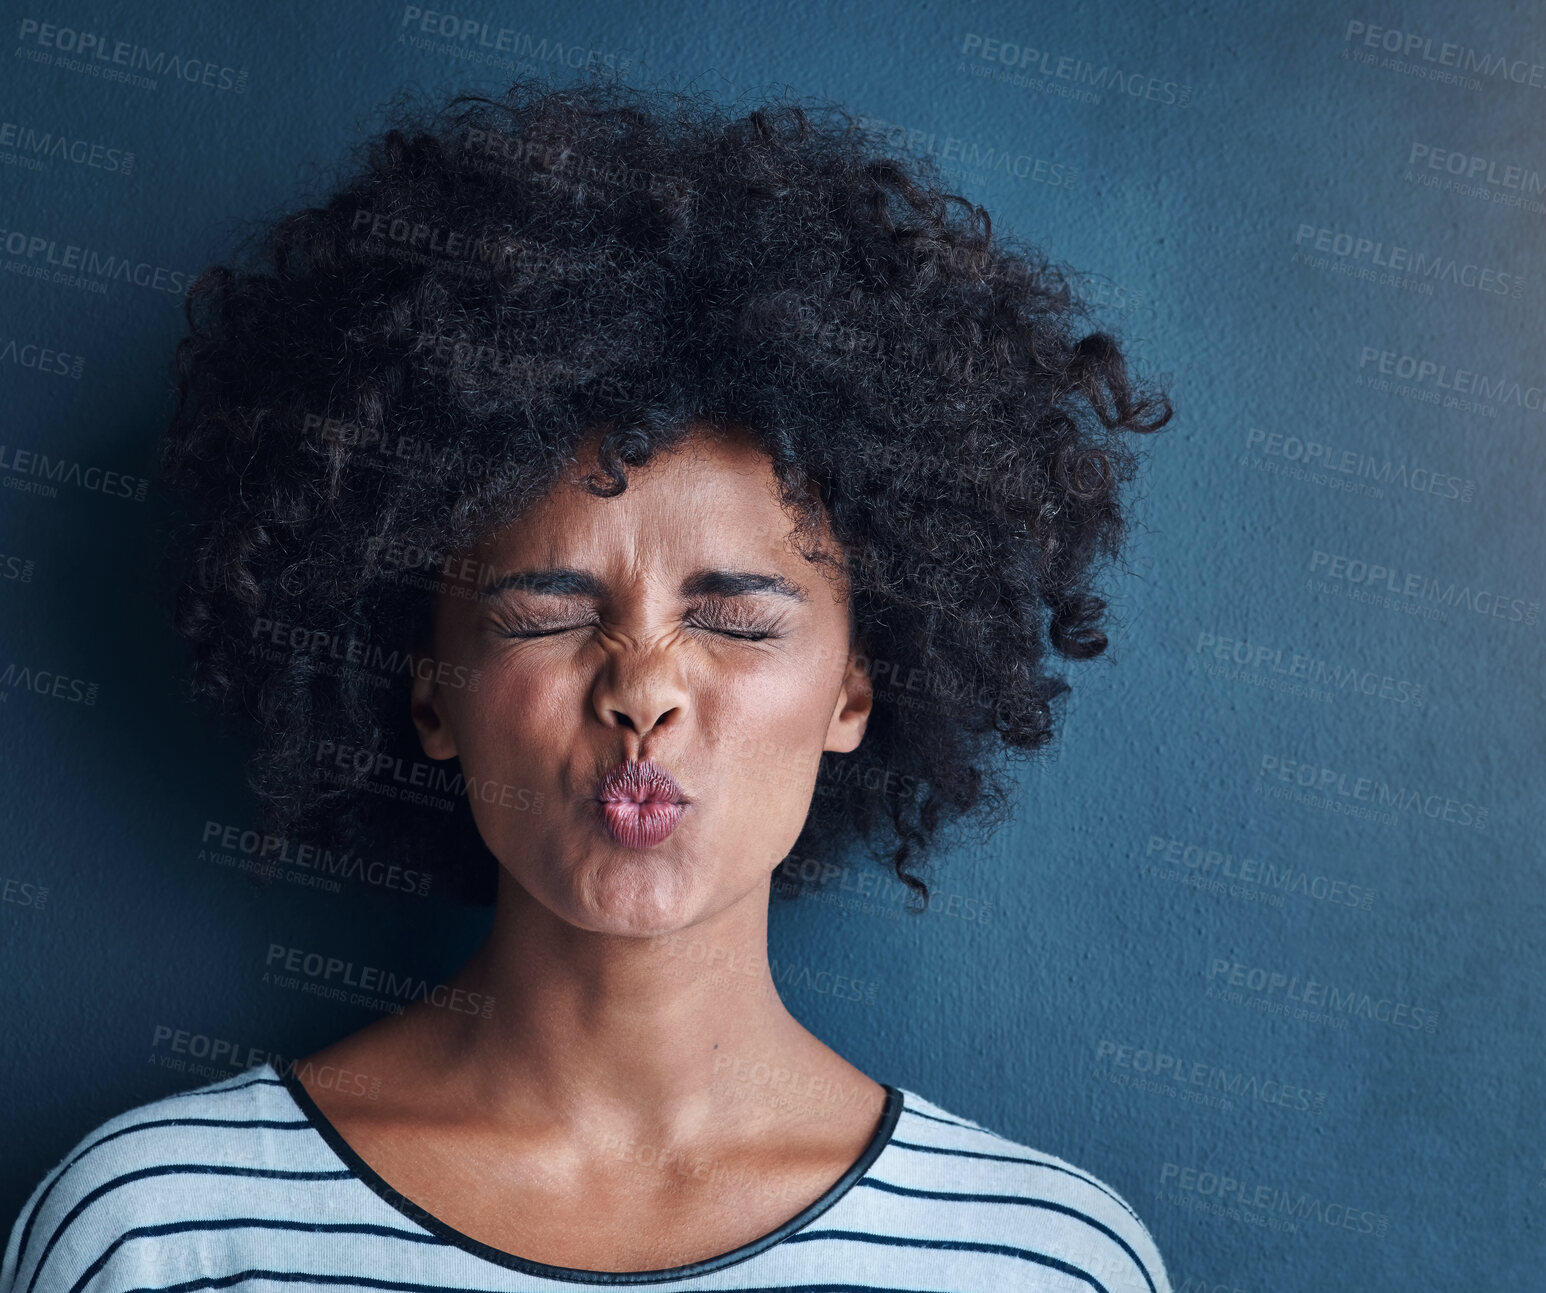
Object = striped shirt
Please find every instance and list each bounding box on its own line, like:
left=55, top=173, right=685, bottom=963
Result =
left=2, top=1062, right=1170, bottom=1293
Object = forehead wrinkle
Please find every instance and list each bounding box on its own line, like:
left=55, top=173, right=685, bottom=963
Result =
left=475, top=432, right=826, bottom=604
left=552, top=493, right=795, bottom=589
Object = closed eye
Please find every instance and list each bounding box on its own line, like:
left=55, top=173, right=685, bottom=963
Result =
left=497, top=625, right=586, bottom=638
left=686, top=604, right=783, bottom=641
left=492, top=617, right=779, bottom=641
left=693, top=625, right=774, bottom=641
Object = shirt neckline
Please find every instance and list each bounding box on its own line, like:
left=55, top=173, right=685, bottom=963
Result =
left=268, top=1060, right=905, bottom=1285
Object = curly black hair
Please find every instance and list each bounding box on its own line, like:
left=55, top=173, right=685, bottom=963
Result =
left=160, top=75, right=1171, bottom=910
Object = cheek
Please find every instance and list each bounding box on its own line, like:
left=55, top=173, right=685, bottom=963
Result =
left=445, top=654, right=569, bottom=775
left=444, top=664, right=573, bottom=853
left=706, top=665, right=833, bottom=808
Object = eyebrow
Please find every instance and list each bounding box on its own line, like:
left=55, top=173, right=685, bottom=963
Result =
left=477, top=567, right=809, bottom=602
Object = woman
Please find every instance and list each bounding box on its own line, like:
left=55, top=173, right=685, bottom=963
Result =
left=3, top=78, right=1172, bottom=1291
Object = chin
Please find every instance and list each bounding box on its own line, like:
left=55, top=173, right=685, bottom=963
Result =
left=556, top=856, right=706, bottom=936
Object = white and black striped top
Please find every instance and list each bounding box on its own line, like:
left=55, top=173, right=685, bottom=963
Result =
left=2, top=1063, right=1170, bottom=1293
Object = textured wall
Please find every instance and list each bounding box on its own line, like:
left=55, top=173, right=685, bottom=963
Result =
left=2, top=1, right=1541, bottom=1288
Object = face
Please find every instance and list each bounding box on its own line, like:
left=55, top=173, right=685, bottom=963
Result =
left=409, top=424, right=873, bottom=936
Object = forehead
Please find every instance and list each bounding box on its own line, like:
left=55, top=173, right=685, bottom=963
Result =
left=475, top=427, right=824, bottom=571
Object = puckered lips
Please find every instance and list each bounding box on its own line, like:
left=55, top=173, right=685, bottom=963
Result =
left=593, top=758, right=688, bottom=849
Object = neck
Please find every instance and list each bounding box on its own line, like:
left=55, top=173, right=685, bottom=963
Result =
left=408, top=873, right=856, bottom=1145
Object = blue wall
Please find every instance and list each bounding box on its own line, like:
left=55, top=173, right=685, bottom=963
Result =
left=2, top=2, right=1541, bottom=1288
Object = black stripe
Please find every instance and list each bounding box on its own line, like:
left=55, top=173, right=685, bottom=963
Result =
left=15, top=1068, right=290, bottom=1263
left=856, top=1177, right=1157, bottom=1293
left=16, top=1116, right=313, bottom=1268
left=119, top=1272, right=507, bottom=1293
left=124, top=1279, right=959, bottom=1293
left=117, top=1275, right=958, bottom=1293
left=71, top=1220, right=445, bottom=1293
left=783, top=1229, right=1113, bottom=1292
left=884, top=1102, right=1152, bottom=1252
left=23, top=1165, right=354, bottom=1293
left=887, top=1137, right=1143, bottom=1224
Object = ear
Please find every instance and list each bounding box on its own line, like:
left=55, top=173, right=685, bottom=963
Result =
left=823, top=638, right=873, bottom=754
left=410, top=651, right=459, bottom=760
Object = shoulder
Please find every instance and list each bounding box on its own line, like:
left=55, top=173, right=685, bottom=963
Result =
left=1, top=1065, right=328, bottom=1293
left=877, top=1087, right=1172, bottom=1293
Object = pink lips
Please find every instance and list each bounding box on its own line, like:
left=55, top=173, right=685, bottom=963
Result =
left=594, top=760, right=688, bottom=849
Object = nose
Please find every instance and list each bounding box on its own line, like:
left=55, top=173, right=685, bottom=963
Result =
left=590, top=642, right=688, bottom=741
left=606, top=701, right=682, bottom=735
